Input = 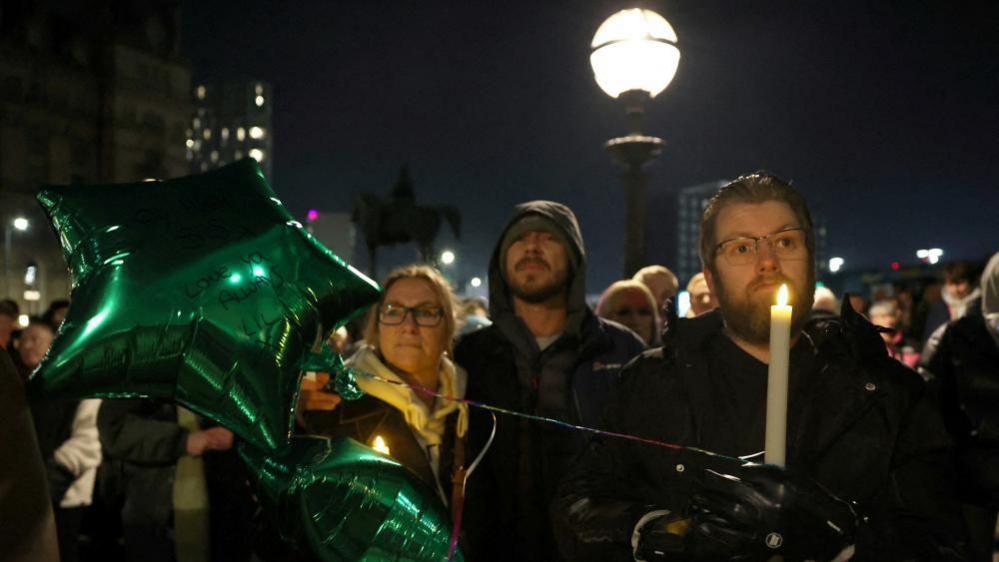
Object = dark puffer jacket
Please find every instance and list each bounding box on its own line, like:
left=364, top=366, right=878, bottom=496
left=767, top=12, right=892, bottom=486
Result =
left=554, top=304, right=968, bottom=561
left=456, top=200, right=646, bottom=562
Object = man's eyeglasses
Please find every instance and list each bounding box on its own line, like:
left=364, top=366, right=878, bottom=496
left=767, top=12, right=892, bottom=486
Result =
left=378, top=304, right=445, bottom=327
left=714, top=228, right=808, bottom=266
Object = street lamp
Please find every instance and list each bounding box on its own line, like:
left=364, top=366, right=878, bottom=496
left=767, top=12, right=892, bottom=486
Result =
left=4, top=216, right=29, bottom=298
left=591, top=8, right=680, bottom=277
left=440, top=250, right=456, bottom=266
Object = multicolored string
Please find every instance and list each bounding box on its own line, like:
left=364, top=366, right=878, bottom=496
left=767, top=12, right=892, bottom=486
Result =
left=350, top=368, right=746, bottom=464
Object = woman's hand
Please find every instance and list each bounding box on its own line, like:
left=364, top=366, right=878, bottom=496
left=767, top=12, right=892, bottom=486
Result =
left=299, top=373, right=342, bottom=412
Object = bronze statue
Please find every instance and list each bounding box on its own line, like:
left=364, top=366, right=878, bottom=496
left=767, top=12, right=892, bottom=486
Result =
left=352, top=166, right=461, bottom=277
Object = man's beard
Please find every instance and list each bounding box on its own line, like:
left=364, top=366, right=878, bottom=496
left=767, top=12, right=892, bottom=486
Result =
left=714, top=269, right=815, bottom=346
left=507, top=258, right=570, bottom=304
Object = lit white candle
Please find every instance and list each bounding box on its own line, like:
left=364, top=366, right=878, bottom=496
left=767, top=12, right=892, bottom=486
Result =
left=765, top=284, right=792, bottom=466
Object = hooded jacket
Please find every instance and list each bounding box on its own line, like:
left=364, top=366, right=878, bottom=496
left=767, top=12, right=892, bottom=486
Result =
left=554, top=303, right=967, bottom=561
left=455, top=200, right=646, bottom=562
left=923, top=252, right=999, bottom=507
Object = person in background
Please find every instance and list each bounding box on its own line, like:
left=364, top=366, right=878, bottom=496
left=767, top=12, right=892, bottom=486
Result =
left=42, top=299, right=71, bottom=330
left=633, top=265, right=679, bottom=321
left=596, top=280, right=660, bottom=346
left=458, top=296, right=492, bottom=337
left=921, top=251, right=999, bottom=562
left=13, top=319, right=102, bottom=562
left=848, top=293, right=869, bottom=316
left=0, top=299, right=17, bottom=350
left=923, top=260, right=981, bottom=347
left=869, top=299, right=920, bottom=368
left=0, top=347, right=60, bottom=562
left=685, top=272, right=717, bottom=318
left=455, top=201, right=645, bottom=562
left=98, top=398, right=236, bottom=562
left=810, top=285, right=839, bottom=322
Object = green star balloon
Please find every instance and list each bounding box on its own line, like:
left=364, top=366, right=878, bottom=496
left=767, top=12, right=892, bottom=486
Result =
left=240, top=436, right=463, bottom=562
left=30, top=160, right=380, bottom=452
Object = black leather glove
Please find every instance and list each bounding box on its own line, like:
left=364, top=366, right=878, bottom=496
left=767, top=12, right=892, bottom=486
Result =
left=689, top=464, right=858, bottom=561
left=634, top=510, right=742, bottom=561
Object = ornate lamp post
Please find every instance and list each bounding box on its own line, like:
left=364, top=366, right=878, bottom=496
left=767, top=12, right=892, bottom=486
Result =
left=591, top=8, right=680, bottom=277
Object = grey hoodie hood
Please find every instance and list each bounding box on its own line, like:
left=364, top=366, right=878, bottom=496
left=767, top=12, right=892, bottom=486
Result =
left=488, top=201, right=589, bottom=344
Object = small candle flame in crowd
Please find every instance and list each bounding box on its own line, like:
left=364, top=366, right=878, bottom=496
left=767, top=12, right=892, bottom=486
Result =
left=777, top=284, right=789, bottom=306
left=372, top=435, right=391, bottom=456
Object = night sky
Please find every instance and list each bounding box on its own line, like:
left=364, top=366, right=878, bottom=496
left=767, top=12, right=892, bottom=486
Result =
left=182, top=1, right=999, bottom=293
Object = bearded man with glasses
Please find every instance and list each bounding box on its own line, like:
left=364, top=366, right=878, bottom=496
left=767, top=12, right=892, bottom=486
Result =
left=554, top=173, right=968, bottom=561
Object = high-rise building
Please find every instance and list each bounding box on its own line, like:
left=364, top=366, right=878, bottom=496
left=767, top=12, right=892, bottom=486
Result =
left=0, top=2, right=193, bottom=312
left=674, top=180, right=728, bottom=286
left=188, top=81, right=273, bottom=180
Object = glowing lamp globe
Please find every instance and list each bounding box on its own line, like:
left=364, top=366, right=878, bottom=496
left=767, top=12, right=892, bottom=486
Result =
left=590, top=8, right=680, bottom=99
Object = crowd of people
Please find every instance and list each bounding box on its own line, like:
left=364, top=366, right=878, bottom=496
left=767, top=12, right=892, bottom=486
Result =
left=2, top=172, right=997, bottom=562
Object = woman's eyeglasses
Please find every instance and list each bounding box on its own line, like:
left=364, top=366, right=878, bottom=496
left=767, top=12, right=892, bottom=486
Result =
left=378, top=304, right=445, bottom=327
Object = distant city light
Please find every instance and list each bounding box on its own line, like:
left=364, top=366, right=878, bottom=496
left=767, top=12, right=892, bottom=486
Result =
left=192, top=117, right=201, bottom=129
left=440, top=250, right=456, bottom=265
left=249, top=126, right=265, bottom=139
left=196, top=85, right=206, bottom=99
left=891, top=261, right=901, bottom=271
left=24, top=290, right=40, bottom=301
left=12, top=217, right=29, bottom=231
left=210, top=150, right=219, bottom=163
left=237, top=127, right=246, bottom=141
left=255, top=95, right=265, bottom=107
left=255, top=83, right=264, bottom=95
left=185, top=139, right=194, bottom=148
left=203, top=128, right=212, bottom=140
left=676, top=290, right=691, bottom=318
left=916, top=248, right=944, bottom=264
left=25, top=265, right=37, bottom=285
left=221, top=128, right=230, bottom=141
left=249, top=148, right=265, bottom=162
left=828, top=257, right=844, bottom=273
left=470, top=277, right=482, bottom=288
left=18, top=314, right=29, bottom=328
left=307, top=209, right=319, bottom=221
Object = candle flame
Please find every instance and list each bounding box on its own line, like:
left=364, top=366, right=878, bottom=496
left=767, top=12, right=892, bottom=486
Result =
left=777, top=284, right=789, bottom=306
left=372, top=435, right=390, bottom=456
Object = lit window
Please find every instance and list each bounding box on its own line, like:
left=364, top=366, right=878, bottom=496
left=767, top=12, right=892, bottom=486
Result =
left=196, top=85, right=206, bottom=99
left=185, top=139, right=194, bottom=148
left=192, top=117, right=201, bottom=129
left=255, top=83, right=263, bottom=95
left=249, top=148, right=265, bottom=162
left=249, top=126, right=265, bottom=139
left=237, top=127, right=246, bottom=141
left=203, top=128, right=212, bottom=140
left=210, top=150, right=219, bottom=163
left=193, top=140, right=201, bottom=151
left=255, top=95, right=265, bottom=107
left=185, top=128, right=193, bottom=137
left=221, top=128, right=230, bottom=140
left=234, top=150, right=243, bottom=159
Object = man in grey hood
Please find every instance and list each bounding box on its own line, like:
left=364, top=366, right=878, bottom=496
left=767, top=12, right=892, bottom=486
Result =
left=923, top=251, right=999, bottom=562
left=455, top=200, right=646, bottom=562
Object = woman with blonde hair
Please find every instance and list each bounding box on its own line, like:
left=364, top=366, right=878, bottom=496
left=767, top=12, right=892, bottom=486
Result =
left=298, top=264, right=469, bottom=511
left=595, top=280, right=660, bottom=345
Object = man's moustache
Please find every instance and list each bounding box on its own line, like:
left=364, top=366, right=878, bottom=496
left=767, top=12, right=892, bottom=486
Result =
left=515, top=258, right=550, bottom=271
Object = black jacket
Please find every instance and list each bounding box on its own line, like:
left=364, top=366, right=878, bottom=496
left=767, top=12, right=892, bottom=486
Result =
left=923, top=311, right=999, bottom=507
left=0, top=350, right=59, bottom=562
left=300, top=394, right=462, bottom=504
left=456, top=200, right=646, bottom=562
left=555, top=305, right=967, bottom=561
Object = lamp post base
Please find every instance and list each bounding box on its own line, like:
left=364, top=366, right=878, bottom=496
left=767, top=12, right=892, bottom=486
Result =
left=605, top=135, right=663, bottom=278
